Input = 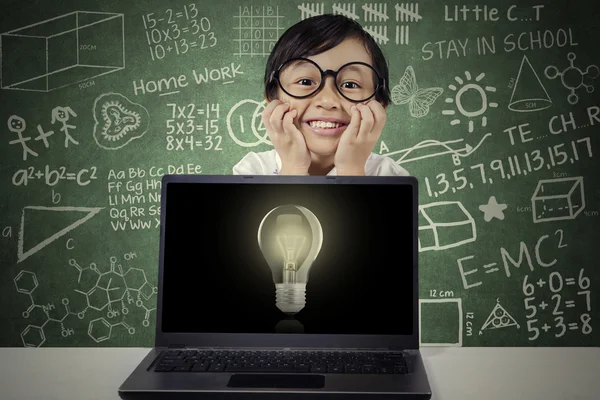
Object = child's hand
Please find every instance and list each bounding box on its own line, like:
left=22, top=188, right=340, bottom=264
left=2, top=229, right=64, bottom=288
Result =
left=334, top=101, right=386, bottom=175
left=262, top=100, right=311, bottom=175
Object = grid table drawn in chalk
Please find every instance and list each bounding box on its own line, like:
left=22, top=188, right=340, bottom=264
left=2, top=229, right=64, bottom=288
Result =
left=234, top=6, right=284, bottom=56
left=1, top=11, right=124, bottom=92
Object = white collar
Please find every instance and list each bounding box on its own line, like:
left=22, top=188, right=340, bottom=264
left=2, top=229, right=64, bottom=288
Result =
left=274, top=150, right=338, bottom=175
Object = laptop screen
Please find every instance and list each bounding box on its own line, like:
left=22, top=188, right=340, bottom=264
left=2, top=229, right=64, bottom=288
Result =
left=161, top=181, right=414, bottom=336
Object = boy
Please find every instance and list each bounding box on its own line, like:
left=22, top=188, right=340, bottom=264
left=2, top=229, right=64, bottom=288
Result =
left=232, top=14, right=409, bottom=176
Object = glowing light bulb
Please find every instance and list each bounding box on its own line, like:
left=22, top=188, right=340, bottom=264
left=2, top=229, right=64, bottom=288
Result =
left=257, top=205, right=323, bottom=315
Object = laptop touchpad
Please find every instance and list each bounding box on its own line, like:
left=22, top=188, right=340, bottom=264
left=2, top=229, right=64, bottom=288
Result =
left=227, top=374, right=325, bottom=388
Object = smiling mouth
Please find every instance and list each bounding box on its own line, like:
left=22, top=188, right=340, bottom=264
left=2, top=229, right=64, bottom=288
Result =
left=303, top=120, right=348, bottom=137
left=306, top=120, right=347, bottom=129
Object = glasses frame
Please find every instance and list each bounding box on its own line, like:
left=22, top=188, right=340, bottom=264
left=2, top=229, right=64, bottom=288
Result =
left=271, top=57, right=385, bottom=103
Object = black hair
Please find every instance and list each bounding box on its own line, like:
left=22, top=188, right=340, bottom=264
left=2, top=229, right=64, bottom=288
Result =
left=264, top=14, right=390, bottom=107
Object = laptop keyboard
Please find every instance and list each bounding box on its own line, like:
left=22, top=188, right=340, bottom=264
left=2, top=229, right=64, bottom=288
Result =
left=154, top=349, right=408, bottom=374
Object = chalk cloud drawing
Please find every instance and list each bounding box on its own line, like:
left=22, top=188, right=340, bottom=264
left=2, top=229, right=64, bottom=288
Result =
left=419, top=201, right=476, bottom=252
left=478, top=196, right=508, bottom=222
left=442, top=71, right=498, bottom=133
left=92, top=93, right=149, bottom=149
left=17, top=206, right=103, bottom=263
left=531, top=177, right=585, bottom=223
left=1, top=11, right=124, bottom=92
left=479, top=298, right=520, bottom=335
left=391, top=65, right=443, bottom=118
left=545, top=52, right=599, bottom=105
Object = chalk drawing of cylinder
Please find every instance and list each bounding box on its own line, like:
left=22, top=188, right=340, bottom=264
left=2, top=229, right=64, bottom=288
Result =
left=531, top=177, right=585, bottom=223
left=418, top=201, right=476, bottom=252
left=1, top=11, right=124, bottom=92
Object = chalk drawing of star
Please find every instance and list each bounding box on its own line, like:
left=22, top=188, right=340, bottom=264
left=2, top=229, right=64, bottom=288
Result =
left=479, top=196, right=508, bottom=222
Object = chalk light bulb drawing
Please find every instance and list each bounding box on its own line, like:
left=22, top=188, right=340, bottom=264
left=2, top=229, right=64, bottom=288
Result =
left=257, top=205, right=323, bottom=315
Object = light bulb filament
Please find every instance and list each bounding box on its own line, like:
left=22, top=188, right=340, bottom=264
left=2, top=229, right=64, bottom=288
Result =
left=285, top=260, right=296, bottom=270
left=277, top=234, right=306, bottom=285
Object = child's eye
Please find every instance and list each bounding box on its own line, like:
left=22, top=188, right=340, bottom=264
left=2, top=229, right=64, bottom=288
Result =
left=297, top=79, right=315, bottom=86
left=340, top=81, right=360, bottom=89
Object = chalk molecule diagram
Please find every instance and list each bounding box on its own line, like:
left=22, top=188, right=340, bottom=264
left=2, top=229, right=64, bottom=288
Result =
left=545, top=52, right=599, bottom=105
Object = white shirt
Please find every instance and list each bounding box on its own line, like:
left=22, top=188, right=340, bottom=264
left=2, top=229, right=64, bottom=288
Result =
left=232, top=149, right=410, bottom=176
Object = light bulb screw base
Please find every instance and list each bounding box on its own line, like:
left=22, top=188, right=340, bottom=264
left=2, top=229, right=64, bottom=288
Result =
left=275, top=283, right=306, bottom=315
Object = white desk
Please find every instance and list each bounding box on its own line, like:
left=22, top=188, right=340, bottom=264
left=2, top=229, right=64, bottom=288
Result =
left=1, top=347, right=598, bottom=400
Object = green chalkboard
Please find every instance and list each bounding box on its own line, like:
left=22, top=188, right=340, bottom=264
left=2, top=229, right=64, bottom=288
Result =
left=1, top=0, right=598, bottom=347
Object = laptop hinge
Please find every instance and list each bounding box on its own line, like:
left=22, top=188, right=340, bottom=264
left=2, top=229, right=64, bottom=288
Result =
left=388, top=346, right=404, bottom=351
left=168, top=344, right=185, bottom=348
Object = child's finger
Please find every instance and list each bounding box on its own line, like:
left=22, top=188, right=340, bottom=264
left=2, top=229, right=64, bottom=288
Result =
left=356, top=103, right=374, bottom=140
left=262, top=99, right=283, bottom=114
left=341, top=105, right=361, bottom=143
left=261, top=100, right=283, bottom=133
left=366, top=101, right=386, bottom=137
left=269, top=102, right=291, bottom=134
left=282, top=109, right=301, bottom=140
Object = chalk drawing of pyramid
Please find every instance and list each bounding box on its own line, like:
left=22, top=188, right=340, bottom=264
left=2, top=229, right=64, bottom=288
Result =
left=18, top=206, right=103, bottom=262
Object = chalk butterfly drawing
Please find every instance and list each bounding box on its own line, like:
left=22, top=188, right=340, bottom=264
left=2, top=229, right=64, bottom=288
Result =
left=391, top=66, right=444, bottom=118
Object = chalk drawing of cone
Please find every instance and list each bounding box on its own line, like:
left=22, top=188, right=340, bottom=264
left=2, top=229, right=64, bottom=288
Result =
left=508, top=55, right=553, bottom=112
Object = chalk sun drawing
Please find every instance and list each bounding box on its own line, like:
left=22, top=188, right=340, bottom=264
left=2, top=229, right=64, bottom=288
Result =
left=442, top=71, right=498, bottom=133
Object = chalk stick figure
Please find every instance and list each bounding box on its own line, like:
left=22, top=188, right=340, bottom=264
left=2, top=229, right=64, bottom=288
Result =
left=51, top=106, right=79, bottom=147
left=7, top=115, right=38, bottom=161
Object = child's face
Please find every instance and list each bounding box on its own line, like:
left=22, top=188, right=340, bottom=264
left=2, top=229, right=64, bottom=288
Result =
left=276, top=38, right=382, bottom=157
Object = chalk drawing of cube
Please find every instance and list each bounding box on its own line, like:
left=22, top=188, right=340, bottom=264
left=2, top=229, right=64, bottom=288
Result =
left=531, top=177, right=585, bottom=223
left=419, top=299, right=463, bottom=346
left=1, top=11, right=124, bottom=92
left=419, top=201, right=476, bottom=252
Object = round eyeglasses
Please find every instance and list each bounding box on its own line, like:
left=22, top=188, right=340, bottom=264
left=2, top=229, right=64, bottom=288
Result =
left=271, top=58, right=385, bottom=103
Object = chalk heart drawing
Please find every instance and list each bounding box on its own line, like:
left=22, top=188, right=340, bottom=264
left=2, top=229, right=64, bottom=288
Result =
left=93, top=92, right=149, bottom=149
left=391, top=65, right=443, bottom=118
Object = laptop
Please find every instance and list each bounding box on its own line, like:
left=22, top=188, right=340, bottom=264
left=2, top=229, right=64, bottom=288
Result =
left=118, top=174, right=431, bottom=399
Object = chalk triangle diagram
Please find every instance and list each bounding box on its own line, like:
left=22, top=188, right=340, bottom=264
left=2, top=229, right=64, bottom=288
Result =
left=508, top=55, right=553, bottom=112
left=478, top=299, right=520, bottom=335
left=18, top=206, right=103, bottom=263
